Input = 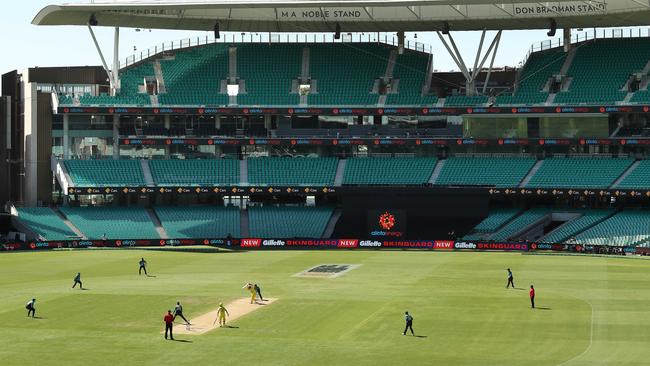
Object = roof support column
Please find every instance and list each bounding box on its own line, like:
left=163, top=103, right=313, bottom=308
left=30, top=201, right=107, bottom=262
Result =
left=482, top=32, right=502, bottom=95
left=63, top=114, right=70, bottom=160
left=87, top=24, right=114, bottom=91
left=563, top=28, right=572, bottom=52
left=113, top=27, right=120, bottom=94
left=437, top=30, right=502, bottom=96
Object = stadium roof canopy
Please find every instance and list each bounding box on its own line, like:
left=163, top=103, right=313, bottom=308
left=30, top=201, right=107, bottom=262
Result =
left=33, top=0, right=650, bottom=32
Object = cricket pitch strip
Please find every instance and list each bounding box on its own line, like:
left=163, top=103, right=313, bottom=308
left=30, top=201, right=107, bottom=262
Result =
left=170, top=297, right=278, bottom=335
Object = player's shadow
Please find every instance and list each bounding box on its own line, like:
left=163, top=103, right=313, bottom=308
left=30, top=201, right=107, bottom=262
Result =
left=80, top=288, right=90, bottom=291
left=414, top=335, right=427, bottom=338
left=32, top=316, right=45, bottom=319
left=171, top=339, right=192, bottom=343
left=224, top=325, right=239, bottom=329
left=536, top=307, right=552, bottom=310
left=146, top=275, right=156, bottom=278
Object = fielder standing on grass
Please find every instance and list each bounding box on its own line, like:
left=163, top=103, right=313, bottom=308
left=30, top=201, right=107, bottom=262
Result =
left=213, top=303, right=230, bottom=327
left=164, top=310, right=174, bottom=340
left=506, top=268, right=515, bottom=288
left=173, top=301, right=190, bottom=325
left=26, top=298, right=36, bottom=318
left=403, top=311, right=415, bottom=336
left=138, top=258, right=148, bottom=276
left=72, top=272, right=83, bottom=289
left=530, top=285, right=536, bottom=308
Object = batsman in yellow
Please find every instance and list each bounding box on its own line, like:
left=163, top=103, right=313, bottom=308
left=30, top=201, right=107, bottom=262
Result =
left=213, top=303, right=229, bottom=327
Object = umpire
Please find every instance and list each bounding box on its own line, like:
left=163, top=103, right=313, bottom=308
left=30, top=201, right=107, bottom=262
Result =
left=403, top=311, right=415, bottom=336
left=164, top=310, right=174, bottom=340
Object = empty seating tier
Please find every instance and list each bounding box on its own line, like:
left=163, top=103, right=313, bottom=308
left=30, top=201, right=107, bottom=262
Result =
left=158, top=44, right=230, bottom=106
left=386, top=49, right=436, bottom=106
left=149, top=159, right=239, bottom=186
left=343, top=157, right=437, bottom=185
left=16, top=207, right=77, bottom=241
left=489, top=208, right=550, bottom=241
left=237, top=44, right=301, bottom=106
left=65, top=160, right=145, bottom=187
left=525, top=158, right=633, bottom=189
left=247, top=157, right=338, bottom=186
left=308, top=44, right=389, bottom=106
left=573, top=211, right=650, bottom=246
left=248, top=206, right=333, bottom=238
left=435, top=157, right=536, bottom=188
left=155, top=206, right=240, bottom=238
left=470, top=208, right=521, bottom=234
left=60, top=207, right=159, bottom=240
left=540, top=210, right=612, bottom=244
left=615, top=160, right=650, bottom=189
left=554, top=38, right=650, bottom=105
left=496, top=48, right=566, bottom=105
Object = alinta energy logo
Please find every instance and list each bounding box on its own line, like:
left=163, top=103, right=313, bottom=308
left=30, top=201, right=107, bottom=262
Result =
left=378, top=212, right=396, bottom=231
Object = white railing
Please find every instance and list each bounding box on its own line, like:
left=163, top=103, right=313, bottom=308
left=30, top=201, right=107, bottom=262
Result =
left=119, top=32, right=432, bottom=69
left=519, top=27, right=650, bottom=68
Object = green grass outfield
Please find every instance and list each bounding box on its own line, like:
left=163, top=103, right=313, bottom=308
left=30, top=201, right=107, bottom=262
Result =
left=1, top=249, right=649, bottom=366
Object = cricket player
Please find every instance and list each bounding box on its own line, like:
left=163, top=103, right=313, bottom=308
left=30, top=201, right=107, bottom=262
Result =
left=26, top=298, right=36, bottom=318
left=213, top=303, right=230, bottom=327
left=254, top=284, right=264, bottom=301
left=530, top=285, right=535, bottom=308
left=403, top=311, right=415, bottom=336
left=506, top=268, right=515, bottom=288
left=164, top=310, right=174, bottom=340
left=244, top=283, right=257, bottom=304
left=173, top=302, right=190, bottom=325
left=139, top=258, right=148, bottom=276
left=72, top=272, right=83, bottom=289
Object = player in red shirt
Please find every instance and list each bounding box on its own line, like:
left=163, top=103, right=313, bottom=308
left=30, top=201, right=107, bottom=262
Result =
left=529, top=285, right=535, bottom=308
left=164, top=310, right=174, bottom=340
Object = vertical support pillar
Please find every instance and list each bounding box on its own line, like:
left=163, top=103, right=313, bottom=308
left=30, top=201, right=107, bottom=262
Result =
left=63, top=114, right=70, bottom=160
left=164, top=115, right=171, bottom=158
left=113, top=27, right=120, bottom=94
left=112, top=114, right=120, bottom=159
left=563, top=28, right=572, bottom=52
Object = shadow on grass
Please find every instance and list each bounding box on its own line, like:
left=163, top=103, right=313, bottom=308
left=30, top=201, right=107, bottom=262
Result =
left=31, top=316, right=45, bottom=319
left=146, top=275, right=157, bottom=278
left=171, top=339, right=193, bottom=343
left=414, top=335, right=428, bottom=338
left=535, top=307, right=552, bottom=310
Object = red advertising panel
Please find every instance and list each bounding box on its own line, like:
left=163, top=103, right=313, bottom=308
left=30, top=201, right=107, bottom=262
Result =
left=240, top=238, right=262, bottom=248
left=433, top=240, right=454, bottom=250
left=337, top=239, right=359, bottom=248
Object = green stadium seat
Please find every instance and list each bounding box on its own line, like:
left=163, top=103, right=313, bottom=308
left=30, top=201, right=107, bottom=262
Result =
left=308, top=44, right=389, bottom=106
left=541, top=209, right=612, bottom=243
left=16, top=207, right=77, bottom=241
left=489, top=208, right=550, bottom=241
left=248, top=206, right=333, bottom=238
left=435, top=157, right=536, bottom=188
left=573, top=210, right=650, bottom=246
left=554, top=39, right=650, bottom=105
left=60, top=207, right=159, bottom=240
left=155, top=206, right=240, bottom=238
left=248, top=157, right=338, bottom=186
left=65, top=160, right=145, bottom=187
left=237, top=44, right=301, bottom=106
left=149, top=159, right=239, bottom=186
left=343, top=157, right=437, bottom=185
left=525, top=157, right=633, bottom=189
left=615, top=160, right=650, bottom=189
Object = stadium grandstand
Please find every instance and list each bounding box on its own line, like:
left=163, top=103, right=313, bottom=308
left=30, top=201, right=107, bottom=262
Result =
left=0, top=0, right=649, bottom=255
